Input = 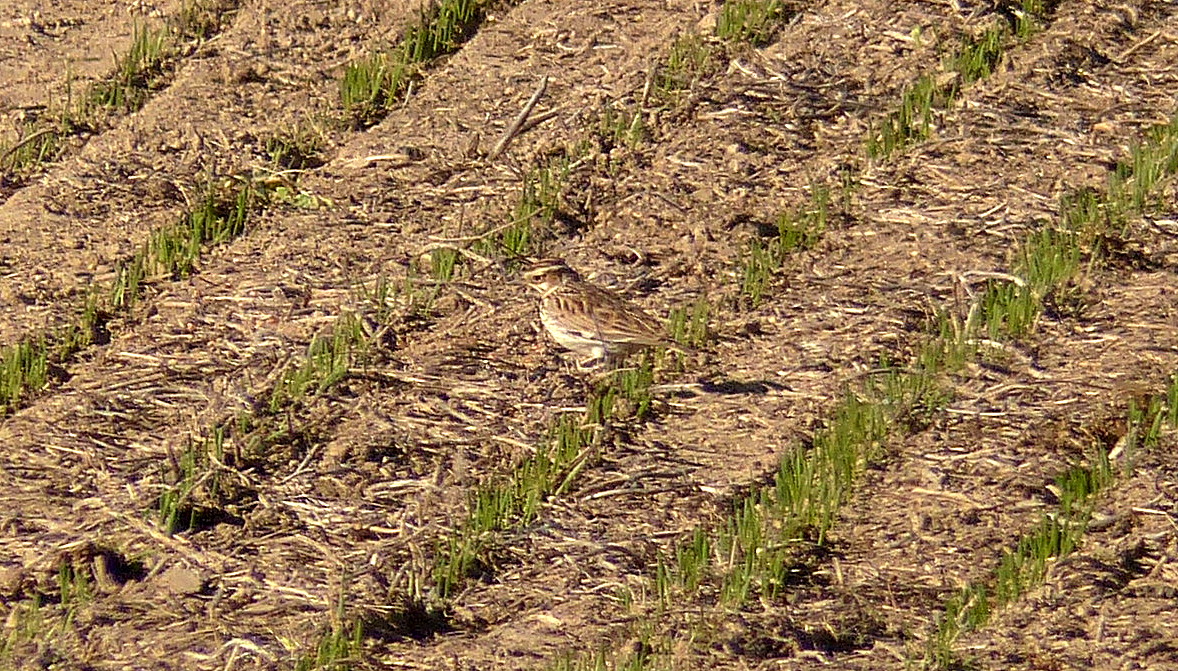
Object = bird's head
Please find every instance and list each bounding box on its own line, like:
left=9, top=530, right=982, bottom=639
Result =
left=521, top=258, right=581, bottom=293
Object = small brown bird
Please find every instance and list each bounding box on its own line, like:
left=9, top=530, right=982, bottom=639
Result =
left=522, top=258, right=688, bottom=369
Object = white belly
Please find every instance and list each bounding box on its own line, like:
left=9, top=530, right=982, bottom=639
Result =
left=540, top=309, right=608, bottom=359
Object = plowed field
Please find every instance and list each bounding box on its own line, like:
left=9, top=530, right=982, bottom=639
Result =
left=1, top=0, right=1176, bottom=669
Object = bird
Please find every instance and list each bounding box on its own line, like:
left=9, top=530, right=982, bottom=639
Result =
left=521, top=257, right=689, bottom=370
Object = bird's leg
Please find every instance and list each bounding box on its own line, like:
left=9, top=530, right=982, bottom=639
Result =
left=575, top=342, right=610, bottom=372
left=576, top=354, right=605, bottom=371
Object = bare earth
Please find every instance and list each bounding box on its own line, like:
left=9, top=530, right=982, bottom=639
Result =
left=0, top=0, right=1176, bottom=669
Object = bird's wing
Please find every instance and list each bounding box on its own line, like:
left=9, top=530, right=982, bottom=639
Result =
left=558, top=284, right=671, bottom=346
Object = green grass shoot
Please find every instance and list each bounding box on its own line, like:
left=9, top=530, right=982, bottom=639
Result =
left=157, top=428, right=226, bottom=534
left=294, top=591, right=363, bottom=671
left=740, top=185, right=831, bottom=305
left=0, top=339, right=49, bottom=414
left=341, top=0, right=489, bottom=126
left=0, top=124, right=63, bottom=177
left=477, top=155, right=575, bottom=259
left=715, top=0, right=788, bottom=46
left=668, top=297, right=710, bottom=350
left=597, top=102, right=648, bottom=148
left=656, top=33, right=714, bottom=96
left=268, top=314, right=366, bottom=413
left=430, top=247, right=460, bottom=283
left=953, top=26, right=1005, bottom=85
left=866, top=74, right=940, bottom=158
left=924, top=441, right=1117, bottom=669
left=866, top=0, right=1051, bottom=159
left=87, top=23, right=170, bottom=113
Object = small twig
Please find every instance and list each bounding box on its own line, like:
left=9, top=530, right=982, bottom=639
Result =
left=652, top=191, right=687, bottom=212
left=517, top=108, right=561, bottom=135
left=278, top=444, right=319, bottom=484
left=639, top=68, right=655, bottom=108
left=958, top=270, right=1027, bottom=287
left=341, top=149, right=423, bottom=170
left=427, top=216, right=531, bottom=244
left=1131, top=507, right=1178, bottom=532
left=487, top=75, right=548, bottom=160
left=1115, top=29, right=1163, bottom=63
left=0, top=128, right=57, bottom=167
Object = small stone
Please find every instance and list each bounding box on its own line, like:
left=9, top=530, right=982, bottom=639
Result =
left=158, top=564, right=204, bottom=595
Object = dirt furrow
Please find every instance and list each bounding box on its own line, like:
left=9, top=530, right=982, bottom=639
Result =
left=395, top=0, right=1178, bottom=666
left=0, top=0, right=183, bottom=112
left=0, top=0, right=418, bottom=347
left=750, top=2, right=1178, bottom=667
left=0, top=0, right=718, bottom=666
left=343, top=0, right=1107, bottom=666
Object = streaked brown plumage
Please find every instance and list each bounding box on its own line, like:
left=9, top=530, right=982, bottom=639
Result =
left=522, top=258, right=686, bottom=369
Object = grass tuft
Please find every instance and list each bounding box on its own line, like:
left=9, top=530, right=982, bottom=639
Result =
left=668, top=297, right=710, bottom=350
left=269, top=314, right=366, bottom=413
left=157, top=429, right=227, bottom=534
left=171, top=0, right=234, bottom=40
left=430, top=247, right=460, bottom=283
left=597, top=102, right=648, bottom=149
left=867, top=0, right=1050, bottom=158
left=924, top=437, right=1123, bottom=668
left=341, top=0, right=489, bottom=127
left=0, top=597, right=48, bottom=663
left=1013, top=0, right=1048, bottom=38
left=56, top=562, right=94, bottom=612
left=927, top=583, right=989, bottom=668
left=866, top=75, right=940, bottom=159
left=740, top=184, right=831, bottom=305
left=656, top=33, right=715, bottom=97
left=295, top=591, right=364, bottom=671
left=0, top=339, right=49, bottom=414
left=1108, top=115, right=1178, bottom=220
left=352, top=274, right=398, bottom=326
left=953, top=26, right=1005, bottom=85
left=477, top=152, right=580, bottom=260
left=0, top=124, right=65, bottom=177
left=715, top=0, right=788, bottom=46
left=978, top=227, right=1081, bottom=339
left=340, top=52, right=413, bottom=127
left=266, top=121, right=329, bottom=170
left=87, top=23, right=170, bottom=113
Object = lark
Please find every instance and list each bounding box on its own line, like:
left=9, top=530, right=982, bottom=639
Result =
left=522, top=258, right=688, bottom=370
